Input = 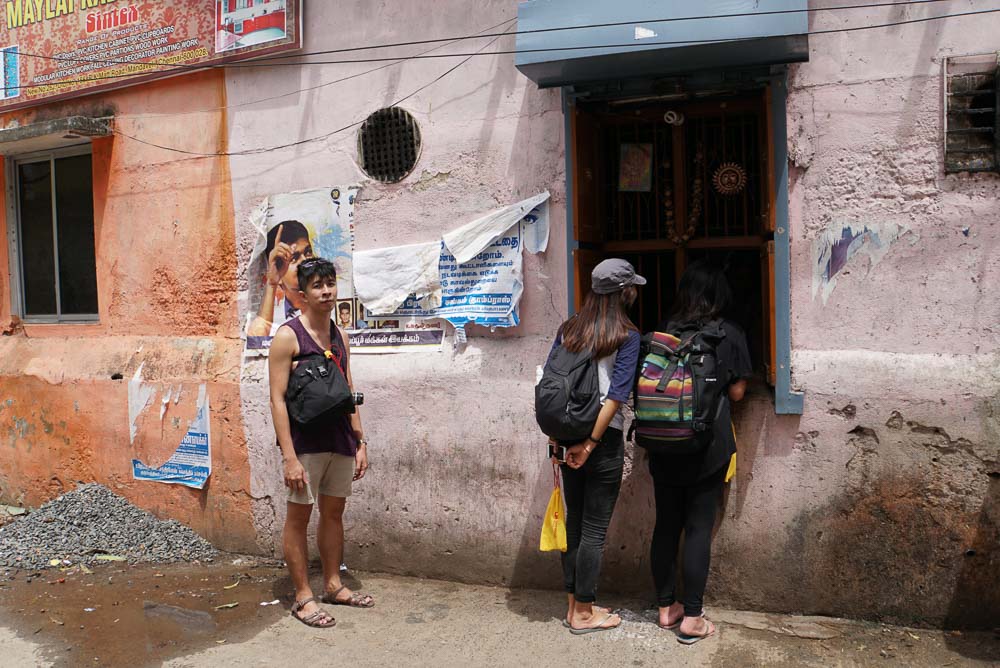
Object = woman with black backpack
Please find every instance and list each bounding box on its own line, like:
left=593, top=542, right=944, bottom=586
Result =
left=542, top=258, right=644, bottom=635
left=646, top=260, right=752, bottom=644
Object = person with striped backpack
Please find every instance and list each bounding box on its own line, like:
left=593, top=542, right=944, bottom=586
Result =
left=634, top=261, right=752, bottom=645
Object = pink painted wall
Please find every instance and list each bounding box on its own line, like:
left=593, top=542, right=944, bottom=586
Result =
left=227, top=0, right=568, bottom=557
left=221, top=1, right=998, bottom=625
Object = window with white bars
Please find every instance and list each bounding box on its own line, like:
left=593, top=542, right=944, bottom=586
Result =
left=944, top=54, right=999, bottom=174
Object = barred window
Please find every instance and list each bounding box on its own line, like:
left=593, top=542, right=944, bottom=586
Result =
left=944, top=54, right=999, bottom=174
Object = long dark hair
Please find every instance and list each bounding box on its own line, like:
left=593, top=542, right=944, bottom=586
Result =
left=561, top=286, right=638, bottom=359
left=669, top=260, right=731, bottom=325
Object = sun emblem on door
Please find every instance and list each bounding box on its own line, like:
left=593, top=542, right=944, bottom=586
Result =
left=712, top=162, right=747, bottom=196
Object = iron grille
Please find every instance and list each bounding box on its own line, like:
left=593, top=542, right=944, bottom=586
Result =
left=597, top=105, right=764, bottom=243
left=945, top=58, right=999, bottom=174
left=358, top=107, right=421, bottom=183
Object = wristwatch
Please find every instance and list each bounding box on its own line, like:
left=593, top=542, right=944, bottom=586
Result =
left=358, top=438, right=369, bottom=447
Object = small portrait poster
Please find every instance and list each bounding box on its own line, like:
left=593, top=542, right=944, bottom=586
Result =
left=336, top=299, right=355, bottom=330
left=618, top=143, right=653, bottom=192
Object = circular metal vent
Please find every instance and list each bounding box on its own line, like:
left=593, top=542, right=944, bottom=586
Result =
left=357, top=107, right=421, bottom=183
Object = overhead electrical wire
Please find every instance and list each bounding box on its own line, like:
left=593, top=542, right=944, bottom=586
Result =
left=5, top=0, right=990, bottom=92
left=112, top=24, right=518, bottom=157
left=231, top=6, right=1000, bottom=66
left=128, top=17, right=517, bottom=118
left=244, top=0, right=982, bottom=62
left=91, top=6, right=1000, bottom=157
left=7, top=0, right=975, bottom=75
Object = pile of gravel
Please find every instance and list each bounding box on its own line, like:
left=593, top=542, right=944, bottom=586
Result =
left=0, top=483, right=217, bottom=570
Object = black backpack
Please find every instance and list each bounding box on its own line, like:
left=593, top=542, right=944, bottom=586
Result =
left=285, top=350, right=355, bottom=424
left=534, top=343, right=602, bottom=442
left=630, top=320, right=727, bottom=454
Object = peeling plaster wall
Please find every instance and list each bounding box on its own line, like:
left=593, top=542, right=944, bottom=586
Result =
left=225, top=1, right=998, bottom=626
left=774, top=2, right=1000, bottom=626
left=0, top=71, right=255, bottom=551
left=228, top=0, right=567, bottom=558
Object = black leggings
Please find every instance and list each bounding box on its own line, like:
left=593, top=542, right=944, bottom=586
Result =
left=559, top=428, right=624, bottom=603
left=648, top=459, right=726, bottom=617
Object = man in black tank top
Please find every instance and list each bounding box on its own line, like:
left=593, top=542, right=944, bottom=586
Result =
left=268, top=258, right=374, bottom=628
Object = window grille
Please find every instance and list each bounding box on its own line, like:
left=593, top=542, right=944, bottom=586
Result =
left=944, top=54, right=999, bottom=174
left=357, top=107, right=421, bottom=183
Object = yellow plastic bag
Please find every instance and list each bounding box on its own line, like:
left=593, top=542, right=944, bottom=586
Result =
left=725, top=421, right=738, bottom=483
left=539, top=464, right=567, bottom=552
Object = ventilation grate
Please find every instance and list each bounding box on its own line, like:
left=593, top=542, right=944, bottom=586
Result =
left=358, top=107, right=421, bottom=183
left=945, top=55, right=999, bottom=174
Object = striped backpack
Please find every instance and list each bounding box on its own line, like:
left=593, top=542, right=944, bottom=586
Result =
left=631, top=321, right=727, bottom=454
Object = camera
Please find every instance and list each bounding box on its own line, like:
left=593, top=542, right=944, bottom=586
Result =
left=351, top=392, right=364, bottom=406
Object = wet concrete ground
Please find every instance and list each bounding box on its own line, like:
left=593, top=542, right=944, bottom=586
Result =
left=0, top=562, right=997, bottom=667
left=0, top=560, right=290, bottom=666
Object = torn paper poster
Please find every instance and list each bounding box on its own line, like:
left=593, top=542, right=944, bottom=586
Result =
left=132, top=385, right=211, bottom=489
left=242, top=186, right=444, bottom=354
left=353, top=241, right=441, bottom=315
left=244, top=187, right=358, bottom=354
left=128, top=363, right=156, bottom=445
left=349, top=324, right=446, bottom=353
left=354, top=193, right=550, bottom=337
left=812, top=221, right=914, bottom=303
left=442, top=192, right=550, bottom=264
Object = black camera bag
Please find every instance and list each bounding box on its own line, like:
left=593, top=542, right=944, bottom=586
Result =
left=285, top=352, right=355, bottom=424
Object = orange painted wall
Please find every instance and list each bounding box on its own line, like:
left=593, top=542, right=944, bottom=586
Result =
left=0, top=70, right=255, bottom=552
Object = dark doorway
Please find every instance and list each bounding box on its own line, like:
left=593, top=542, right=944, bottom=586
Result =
left=571, top=90, right=776, bottom=381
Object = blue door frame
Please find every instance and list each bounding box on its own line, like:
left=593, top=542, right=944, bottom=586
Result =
left=561, top=70, right=804, bottom=414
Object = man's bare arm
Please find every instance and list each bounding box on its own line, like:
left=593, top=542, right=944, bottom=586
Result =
left=268, top=326, right=306, bottom=491
left=340, top=328, right=364, bottom=440
left=341, top=328, right=369, bottom=481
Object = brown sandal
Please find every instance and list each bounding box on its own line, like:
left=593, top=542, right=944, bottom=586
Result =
left=321, top=585, right=375, bottom=608
left=291, top=596, right=337, bottom=628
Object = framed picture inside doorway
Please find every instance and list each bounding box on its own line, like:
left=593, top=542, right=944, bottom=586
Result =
left=618, top=143, right=653, bottom=192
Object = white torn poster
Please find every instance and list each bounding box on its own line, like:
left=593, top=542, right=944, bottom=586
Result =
left=353, top=192, right=550, bottom=337
left=442, top=192, right=550, bottom=263
left=132, top=385, right=211, bottom=490
left=353, top=241, right=441, bottom=315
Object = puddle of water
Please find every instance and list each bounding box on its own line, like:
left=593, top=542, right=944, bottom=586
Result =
left=0, top=560, right=291, bottom=667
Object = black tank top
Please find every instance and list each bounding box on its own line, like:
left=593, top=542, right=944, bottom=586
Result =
left=283, top=316, right=357, bottom=457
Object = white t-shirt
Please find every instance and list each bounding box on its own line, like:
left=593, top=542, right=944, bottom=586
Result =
left=597, top=351, right=625, bottom=431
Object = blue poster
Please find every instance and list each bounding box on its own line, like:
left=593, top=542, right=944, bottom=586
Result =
left=132, top=386, right=211, bottom=489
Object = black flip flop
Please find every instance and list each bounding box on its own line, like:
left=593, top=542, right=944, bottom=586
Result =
left=677, top=617, right=716, bottom=644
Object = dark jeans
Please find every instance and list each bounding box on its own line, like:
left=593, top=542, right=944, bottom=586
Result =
left=559, top=428, right=624, bottom=603
left=648, top=459, right=726, bottom=617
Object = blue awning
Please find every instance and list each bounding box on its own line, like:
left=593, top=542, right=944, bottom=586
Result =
left=515, top=0, right=809, bottom=88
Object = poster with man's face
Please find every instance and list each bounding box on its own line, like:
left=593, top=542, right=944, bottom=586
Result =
left=244, top=187, right=358, bottom=355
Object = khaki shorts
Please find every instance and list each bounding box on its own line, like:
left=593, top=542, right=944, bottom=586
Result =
left=287, top=452, right=354, bottom=504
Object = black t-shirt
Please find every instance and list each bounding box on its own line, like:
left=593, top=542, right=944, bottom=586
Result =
left=647, top=319, right=753, bottom=484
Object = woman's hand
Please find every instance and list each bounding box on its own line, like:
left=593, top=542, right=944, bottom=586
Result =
left=284, top=456, right=307, bottom=491
left=565, top=442, right=593, bottom=469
